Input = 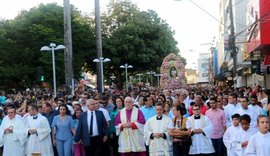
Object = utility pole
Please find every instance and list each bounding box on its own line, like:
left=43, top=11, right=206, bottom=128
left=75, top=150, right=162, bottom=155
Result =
left=229, top=0, right=238, bottom=88
left=95, top=0, right=103, bottom=93
left=64, top=0, right=74, bottom=95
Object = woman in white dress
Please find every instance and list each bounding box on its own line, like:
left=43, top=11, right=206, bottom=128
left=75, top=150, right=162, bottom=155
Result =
left=245, top=115, right=270, bottom=156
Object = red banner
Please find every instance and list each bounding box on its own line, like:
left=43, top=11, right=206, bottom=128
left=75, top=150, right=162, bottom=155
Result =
left=247, top=0, right=270, bottom=53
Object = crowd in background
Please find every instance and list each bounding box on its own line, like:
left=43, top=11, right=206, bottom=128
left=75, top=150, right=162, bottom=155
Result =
left=0, top=85, right=269, bottom=156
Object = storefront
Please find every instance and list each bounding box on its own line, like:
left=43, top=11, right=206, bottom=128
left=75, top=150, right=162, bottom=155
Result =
left=246, top=0, right=270, bottom=89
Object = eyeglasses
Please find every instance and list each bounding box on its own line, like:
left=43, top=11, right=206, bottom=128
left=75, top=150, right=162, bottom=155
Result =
left=193, top=109, right=199, bottom=111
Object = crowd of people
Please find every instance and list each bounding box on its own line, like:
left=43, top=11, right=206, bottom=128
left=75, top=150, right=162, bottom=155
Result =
left=0, top=85, right=269, bottom=156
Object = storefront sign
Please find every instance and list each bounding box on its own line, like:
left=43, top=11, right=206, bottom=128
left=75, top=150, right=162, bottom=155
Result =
left=247, top=0, right=270, bottom=53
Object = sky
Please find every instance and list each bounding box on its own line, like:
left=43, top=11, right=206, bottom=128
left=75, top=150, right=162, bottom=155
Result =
left=0, top=0, right=219, bottom=69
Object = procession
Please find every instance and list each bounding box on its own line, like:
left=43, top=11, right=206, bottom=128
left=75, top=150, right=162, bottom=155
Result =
left=1, top=0, right=270, bottom=156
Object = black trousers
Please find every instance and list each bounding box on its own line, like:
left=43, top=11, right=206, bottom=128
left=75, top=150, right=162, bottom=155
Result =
left=111, top=132, right=119, bottom=156
left=172, top=141, right=190, bottom=156
left=84, top=136, right=102, bottom=156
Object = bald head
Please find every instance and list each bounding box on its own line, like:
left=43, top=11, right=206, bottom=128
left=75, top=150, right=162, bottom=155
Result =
left=124, top=97, right=133, bottom=103
left=124, top=97, right=134, bottom=110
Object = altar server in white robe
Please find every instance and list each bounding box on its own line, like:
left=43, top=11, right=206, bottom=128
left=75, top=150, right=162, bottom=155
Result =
left=25, top=104, right=54, bottom=156
left=231, top=114, right=257, bottom=156
left=223, top=113, right=241, bottom=156
left=186, top=104, right=215, bottom=155
left=144, top=103, right=174, bottom=156
left=246, top=115, right=270, bottom=156
left=0, top=107, right=27, bottom=156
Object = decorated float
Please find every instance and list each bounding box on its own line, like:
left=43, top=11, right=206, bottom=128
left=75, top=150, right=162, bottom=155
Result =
left=160, top=53, right=187, bottom=90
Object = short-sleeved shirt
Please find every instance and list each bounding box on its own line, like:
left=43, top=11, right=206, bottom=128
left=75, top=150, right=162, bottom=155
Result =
left=52, top=115, right=74, bottom=140
left=140, top=106, right=156, bottom=121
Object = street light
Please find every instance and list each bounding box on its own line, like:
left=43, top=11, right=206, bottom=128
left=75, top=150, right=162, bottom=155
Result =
left=147, top=71, right=156, bottom=87
left=120, top=63, right=133, bottom=91
left=93, top=57, right=111, bottom=93
left=40, top=43, right=66, bottom=98
left=154, top=73, right=161, bottom=87
left=136, top=73, right=143, bottom=84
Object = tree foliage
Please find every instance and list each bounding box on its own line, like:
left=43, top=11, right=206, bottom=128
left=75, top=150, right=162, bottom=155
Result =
left=0, top=3, right=95, bottom=89
left=86, top=0, right=184, bottom=88
left=0, top=1, right=185, bottom=90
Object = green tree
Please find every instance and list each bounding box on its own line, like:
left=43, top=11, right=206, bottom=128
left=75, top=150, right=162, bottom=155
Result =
left=85, top=0, right=182, bottom=88
left=0, top=3, right=95, bottom=89
left=0, top=1, right=186, bottom=90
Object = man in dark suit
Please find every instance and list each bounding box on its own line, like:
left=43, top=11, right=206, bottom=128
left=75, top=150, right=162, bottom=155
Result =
left=74, top=99, right=109, bottom=156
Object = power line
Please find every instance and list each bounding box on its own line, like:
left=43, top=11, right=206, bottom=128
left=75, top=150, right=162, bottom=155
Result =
left=187, top=0, right=230, bottom=29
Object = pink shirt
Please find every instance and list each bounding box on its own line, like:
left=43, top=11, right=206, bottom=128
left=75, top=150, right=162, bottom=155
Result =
left=205, top=108, right=226, bottom=139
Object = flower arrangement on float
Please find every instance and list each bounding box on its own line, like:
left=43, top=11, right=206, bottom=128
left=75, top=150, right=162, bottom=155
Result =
left=160, top=53, right=187, bottom=90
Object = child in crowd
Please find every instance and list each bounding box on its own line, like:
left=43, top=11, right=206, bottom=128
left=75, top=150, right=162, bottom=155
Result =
left=73, top=109, right=85, bottom=156
left=231, top=114, right=257, bottom=156
left=223, top=113, right=241, bottom=156
left=246, top=115, right=270, bottom=155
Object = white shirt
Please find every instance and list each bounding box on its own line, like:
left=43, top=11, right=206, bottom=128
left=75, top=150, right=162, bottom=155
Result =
left=260, top=98, right=268, bottom=107
left=248, top=104, right=263, bottom=116
left=231, top=128, right=257, bottom=156
left=185, top=97, right=195, bottom=110
left=81, top=104, right=88, bottom=112
left=246, top=132, right=270, bottom=156
left=233, top=107, right=259, bottom=128
left=98, top=107, right=111, bottom=121
left=223, top=125, right=241, bottom=156
left=87, top=110, right=98, bottom=137
left=224, top=103, right=241, bottom=127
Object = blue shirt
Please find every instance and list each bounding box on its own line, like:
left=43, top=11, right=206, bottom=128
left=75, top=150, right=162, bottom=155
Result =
left=42, top=110, right=58, bottom=127
left=102, top=103, right=115, bottom=115
left=0, top=96, right=6, bottom=105
left=52, top=115, right=74, bottom=140
left=73, top=119, right=79, bottom=129
left=140, top=106, right=156, bottom=121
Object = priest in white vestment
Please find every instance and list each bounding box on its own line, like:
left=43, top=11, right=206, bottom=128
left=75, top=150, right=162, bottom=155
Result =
left=144, top=103, right=173, bottom=156
left=25, top=105, right=54, bottom=156
left=114, top=97, right=147, bottom=156
left=0, top=107, right=27, bottom=156
left=186, top=104, right=215, bottom=155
